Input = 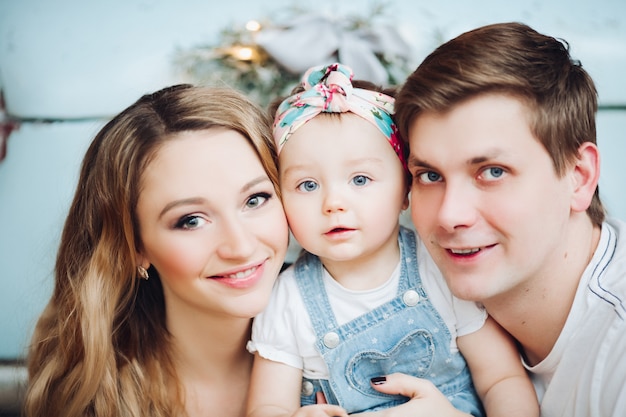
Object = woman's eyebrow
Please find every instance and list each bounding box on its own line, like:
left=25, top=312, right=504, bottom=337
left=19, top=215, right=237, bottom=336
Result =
left=159, top=197, right=206, bottom=219
left=158, top=175, right=271, bottom=219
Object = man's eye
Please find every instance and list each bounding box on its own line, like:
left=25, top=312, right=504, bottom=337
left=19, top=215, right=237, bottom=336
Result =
left=417, top=171, right=442, bottom=184
left=482, top=167, right=505, bottom=180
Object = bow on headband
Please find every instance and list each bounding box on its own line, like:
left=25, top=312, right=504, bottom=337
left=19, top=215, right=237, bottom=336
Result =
left=273, top=63, right=406, bottom=169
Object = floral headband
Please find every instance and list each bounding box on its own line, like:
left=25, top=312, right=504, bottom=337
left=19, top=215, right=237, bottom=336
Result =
left=272, top=63, right=406, bottom=169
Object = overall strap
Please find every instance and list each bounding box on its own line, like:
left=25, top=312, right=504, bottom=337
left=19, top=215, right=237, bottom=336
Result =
left=397, top=226, right=423, bottom=293
left=293, top=252, right=340, bottom=337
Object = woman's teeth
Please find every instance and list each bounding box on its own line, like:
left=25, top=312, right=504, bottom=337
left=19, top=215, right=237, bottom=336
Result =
left=450, top=248, right=481, bottom=255
left=225, top=266, right=257, bottom=279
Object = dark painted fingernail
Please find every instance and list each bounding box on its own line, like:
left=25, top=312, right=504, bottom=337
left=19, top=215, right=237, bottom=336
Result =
left=371, top=376, right=387, bottom=385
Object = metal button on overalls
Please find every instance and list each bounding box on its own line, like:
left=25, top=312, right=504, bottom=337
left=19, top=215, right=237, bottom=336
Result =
left=402, top=289, right=420, bottom=306
left=323, top=331, right=340, bottom=348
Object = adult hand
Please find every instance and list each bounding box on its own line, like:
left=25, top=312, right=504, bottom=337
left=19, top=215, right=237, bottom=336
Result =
left=292, top=403, right=348, bottom=417
left=351, top=373, right=472, bottom=417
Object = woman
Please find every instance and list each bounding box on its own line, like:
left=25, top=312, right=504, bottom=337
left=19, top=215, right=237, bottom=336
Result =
left=23, top=84, right=289, bottom=417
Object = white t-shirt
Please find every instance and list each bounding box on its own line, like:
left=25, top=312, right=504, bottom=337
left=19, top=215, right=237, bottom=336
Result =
left=525, top=218, right=626, bottom=417
left=248, top=230, right=487, bottom=379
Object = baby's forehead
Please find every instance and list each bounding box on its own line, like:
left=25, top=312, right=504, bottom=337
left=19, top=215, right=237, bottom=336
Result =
left=298, top=111, right=383, bottom=132
left=280, top=114, right=399, bottom=163
left=308, top=111, right=361, bottom=123
left=286, top=113, right=388, bottom=143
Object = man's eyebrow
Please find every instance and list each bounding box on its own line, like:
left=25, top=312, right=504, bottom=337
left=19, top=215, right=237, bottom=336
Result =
left=408, top=149, right=506, bottom=170
left=468, top=152, right=501, bottom=165
left=467, top=148, right=507, bottom=165
left=407, top=154, right=435, bottom=170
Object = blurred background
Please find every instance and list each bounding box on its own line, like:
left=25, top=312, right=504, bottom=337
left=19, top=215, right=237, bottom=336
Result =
left=1, top=0, right=625, bottom=413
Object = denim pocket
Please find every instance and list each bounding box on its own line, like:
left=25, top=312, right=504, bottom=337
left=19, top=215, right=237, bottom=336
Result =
left=345, top=328, right=435, bottom=398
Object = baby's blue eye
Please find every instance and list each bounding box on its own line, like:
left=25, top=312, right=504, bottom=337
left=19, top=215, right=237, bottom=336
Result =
left=352, top=175, right=370, bottom=186
left=297, top=180, right=318, bottom=192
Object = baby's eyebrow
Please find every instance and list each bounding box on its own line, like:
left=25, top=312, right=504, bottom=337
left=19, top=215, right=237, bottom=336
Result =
left=281, top=163, right=313, bottom=179
left=346, top=156, right=385, bottom=166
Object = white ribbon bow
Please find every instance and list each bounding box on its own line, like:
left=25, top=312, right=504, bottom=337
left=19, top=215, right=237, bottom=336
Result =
left=255, top=14, right=413, bottom=85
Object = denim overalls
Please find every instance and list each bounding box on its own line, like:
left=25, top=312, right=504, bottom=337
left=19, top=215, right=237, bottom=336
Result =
left=294, top=226, right=484, bottom=415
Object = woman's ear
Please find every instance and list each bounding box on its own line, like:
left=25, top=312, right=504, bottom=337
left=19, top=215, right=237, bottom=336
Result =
left=135, top=253, right=151, bottom=280
left=570, top=142, right=601, bottom=213
left=402, top=193, right=410, bottom=211
left=402, top=179, right=410, bottom=211
left=136, top=251, right=151, bottom=268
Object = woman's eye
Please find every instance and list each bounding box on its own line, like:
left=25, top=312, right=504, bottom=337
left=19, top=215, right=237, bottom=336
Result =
left=351, top=175, right=370, bottom=186
left=297, top=180, right=318, bottom=192
left=246, top=192, right=271, bottom=209
left=482, top=167, right=505, bottom=181
left=174, top=215, right=206, bottom=230
left=417, top=171, right=442, bottom=184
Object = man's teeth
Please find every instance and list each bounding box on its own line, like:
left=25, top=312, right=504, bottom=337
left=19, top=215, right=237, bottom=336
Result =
left=450, top=248, right=481, bottom=255
left=225, top=266, right=257, bottom=279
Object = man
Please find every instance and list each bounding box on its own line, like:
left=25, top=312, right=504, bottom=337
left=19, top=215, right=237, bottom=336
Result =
left=393, top=22, right=626, bottom=416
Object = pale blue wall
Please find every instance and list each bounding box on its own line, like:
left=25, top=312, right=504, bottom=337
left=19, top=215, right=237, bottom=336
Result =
left=1, top=0, right=625, bottom=359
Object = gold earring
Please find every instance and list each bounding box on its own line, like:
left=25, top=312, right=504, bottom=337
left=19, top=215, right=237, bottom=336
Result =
left=137, top=265, right=149, bottom=280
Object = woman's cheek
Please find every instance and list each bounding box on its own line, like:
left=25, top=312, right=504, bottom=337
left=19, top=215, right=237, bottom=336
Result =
left=150, top=238, right=207, bottom=280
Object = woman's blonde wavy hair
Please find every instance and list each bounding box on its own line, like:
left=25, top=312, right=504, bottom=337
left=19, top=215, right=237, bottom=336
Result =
left=23, top=84, right=279, bottom=417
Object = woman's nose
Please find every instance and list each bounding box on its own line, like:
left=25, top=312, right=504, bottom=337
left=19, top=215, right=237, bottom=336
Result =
left=216, top=216, right=256, bottom=259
